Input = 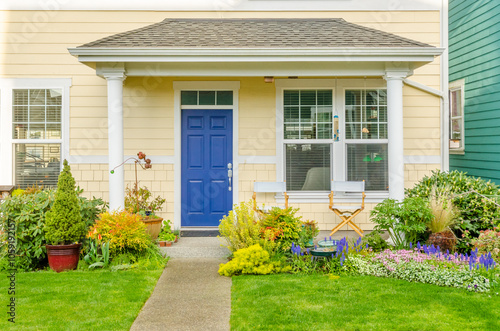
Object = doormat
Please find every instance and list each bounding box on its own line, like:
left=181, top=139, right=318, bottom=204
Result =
left=180, top=230, right=220, bottom=237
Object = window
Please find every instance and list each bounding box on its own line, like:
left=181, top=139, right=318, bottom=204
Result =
left=449, top=80, right=464, bottom=152
left=181, top=90, right=233, bottom=105
left=345, top=89, right=388, bottom=191
left=283, top=90, right=333, bottom=191
left=12, top=88, right=62, bottom=188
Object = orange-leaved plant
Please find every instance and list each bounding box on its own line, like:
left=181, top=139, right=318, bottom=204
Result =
left=88, top=210, right=151, bottom=255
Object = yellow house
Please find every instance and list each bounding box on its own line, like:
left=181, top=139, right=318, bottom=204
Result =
left=0, top=0, right=448, bottom=232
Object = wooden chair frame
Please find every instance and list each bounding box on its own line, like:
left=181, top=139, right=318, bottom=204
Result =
left=328, top=180, right=366, bottom=237
left=252, top=181, right=289, bottom=214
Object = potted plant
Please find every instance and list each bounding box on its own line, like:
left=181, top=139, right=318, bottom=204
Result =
left=427, top=186, right=459, bottom=252
left=112, top=151, right=166, bottom=239
left=44, top=160, right=86, bottom=272
left=298, top=220, right=320, bottom=248
left=157, top=220, right=178, bottom=247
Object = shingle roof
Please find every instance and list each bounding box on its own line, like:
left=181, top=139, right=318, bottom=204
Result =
left=78, top=18, right=433, bottom=49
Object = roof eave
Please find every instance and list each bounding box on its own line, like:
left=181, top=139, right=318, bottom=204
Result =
left=68, top=47, right=444, bottom=62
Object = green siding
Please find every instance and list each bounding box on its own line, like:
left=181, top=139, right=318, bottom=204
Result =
left=449, top=0, right=500, bottom=185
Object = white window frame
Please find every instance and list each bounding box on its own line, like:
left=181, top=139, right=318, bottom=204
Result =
left=449, top=79, right=465, bottom=154
left=275, top=78, right=389, bottom=203
left=0, top=78, right=71, bottom=186
left=343, top=87, right=389, bottom=193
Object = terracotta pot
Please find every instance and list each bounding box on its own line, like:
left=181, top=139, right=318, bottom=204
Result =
left=46, top=243, right=82, bottom=272
left=428, top=231, right=456, bottom=252
left=141, top=217, right=163, bottom=240
left=158, top=241, right=172, bottom=247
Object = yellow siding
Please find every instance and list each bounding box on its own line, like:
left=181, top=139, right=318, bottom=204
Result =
left=0, top=10, right=442, bottom=228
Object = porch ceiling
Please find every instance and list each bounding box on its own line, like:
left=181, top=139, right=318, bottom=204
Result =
left=68, top=18, right=444, bottom=76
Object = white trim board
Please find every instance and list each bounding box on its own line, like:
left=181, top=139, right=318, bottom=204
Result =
left=4, top=0, right=443, bottom=11
left=173, top=80, right=240, bottom=230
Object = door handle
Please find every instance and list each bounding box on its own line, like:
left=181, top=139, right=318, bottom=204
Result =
left=227, top=163, right=232, bottom=191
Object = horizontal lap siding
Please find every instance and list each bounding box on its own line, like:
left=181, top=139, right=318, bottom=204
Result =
left=449, top=0, right=500, bottom=184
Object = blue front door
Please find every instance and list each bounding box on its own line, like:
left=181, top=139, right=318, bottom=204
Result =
left=181, top=109, right=233, bottom=227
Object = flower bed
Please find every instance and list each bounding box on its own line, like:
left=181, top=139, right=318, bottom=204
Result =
left=349, top=244, right=496, bottom=292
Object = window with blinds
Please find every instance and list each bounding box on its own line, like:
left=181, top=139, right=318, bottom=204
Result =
left=345, top=89, right=388, bottom=191
left=12, top=89, right=62, bottom=189
left=283, top=90, right=333, bottom=191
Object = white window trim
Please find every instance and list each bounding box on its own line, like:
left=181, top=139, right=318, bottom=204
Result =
left=449, top=79, right=465, bottom=154
left=275, top=78, right=389, bottom=202
left=173, top=81, right=240, bottom=230
left=0, top=78, right=71, bottom=186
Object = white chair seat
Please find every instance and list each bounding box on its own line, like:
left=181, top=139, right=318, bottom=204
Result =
left=331, top=205, right=362, bottom=211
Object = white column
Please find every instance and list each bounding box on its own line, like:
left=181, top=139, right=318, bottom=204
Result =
left=105, top=72, right=126, bottom=211
left=385, top=72, right=406, bottom=201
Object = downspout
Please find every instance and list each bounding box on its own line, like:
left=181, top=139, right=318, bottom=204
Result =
left=441, top=0, right=450, bottom=172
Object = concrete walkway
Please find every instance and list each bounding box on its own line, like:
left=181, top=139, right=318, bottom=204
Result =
left=130, top=238, right=231, bottom=331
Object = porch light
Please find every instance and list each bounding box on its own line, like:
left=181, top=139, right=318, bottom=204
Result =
left=264, top=76, right=274, bottom=83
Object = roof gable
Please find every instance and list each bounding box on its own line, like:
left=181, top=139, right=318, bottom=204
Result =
left=78, top=18, right=434, bottom=49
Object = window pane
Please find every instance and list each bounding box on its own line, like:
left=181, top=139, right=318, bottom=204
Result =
left=451, top=119, right=462, bottom=140
left=46, top=89, right=62, bottom=105
left=284, top=123, right=300, bottom=139
left=13, top=90, right=29, bottom=105
left=13, top=124, right=27, bottom=139
left=317, top=90, right=332, bottom=105
left=181, top=91, right=197, bottom=105
left=286, top=143, right=331, bottom=191
left=317, top=106, right=332, bottom=122
left=199, top=91, right=216, bottom=105
left=46, top=124, right=61, bottom=139
left=451, top=90, right=462, bottom=117
left=284, top=106, right=300, bottom=122
left=345, top=106, right=361, bottom=123
left=300, top=90, right=316, bottom=106
left=345, top=90, right=361, bottom=105
left=346, top=123, right=360, bottom=139
left=29, top=89, right=45, bottom=105
left=29, top=106, right=45, bottom=122
left=216, top=91, right=233, bottom=105
left=284, top=90, right=300, bottom=106
left=347, top=144, right=388, bottom=191
left=317, top=123, right=332, bottom=139
left=13, top=106, right=28, bottom=122
left=15, top=144, right=60, bottom=189
left=29, top=124, right=45, bottom=139
left=46, top=106, right=61, bottom=122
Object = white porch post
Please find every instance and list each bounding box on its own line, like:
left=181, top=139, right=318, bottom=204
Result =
left=385, top=71, right=407, bottom=201
left=104, top=69, right=126, bottom=211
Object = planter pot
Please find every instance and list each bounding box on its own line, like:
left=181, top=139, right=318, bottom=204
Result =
left=428, top=231, right=456, bottom=252
left=158, top=241, right=173, bottom=247
left=140, top=217, right=163, bottom=240
left=46, top=243, right=82, bottom=272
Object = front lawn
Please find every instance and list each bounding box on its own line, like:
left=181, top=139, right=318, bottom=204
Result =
left=231, top=273, right=500, bottom=330
left=0, top=269, right=162, bottom=330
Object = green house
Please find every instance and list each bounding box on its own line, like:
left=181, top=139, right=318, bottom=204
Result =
left=449, top=0, right=500, bottom=184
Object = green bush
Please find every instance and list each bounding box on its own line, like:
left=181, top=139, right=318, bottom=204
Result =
left=406, top=170, right=500, bottom=250
left=370, top=197, right=433, bottom=248
left=218, top=200, right=261, bottom=253
left=44, top=160, right=85, bottom=244
left=0, top=190, right=54, bottom=270
left=260, top=207, right=303, bottom=251
left=218, top=244, right=290, bottom=277
left=0, top=187, right=105, bottom=271
left=472, top=229, right=500, bottom=262
left=361, top=230, right=389, bottom=252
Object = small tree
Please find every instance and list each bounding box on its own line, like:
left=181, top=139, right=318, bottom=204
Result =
left=44, top=160, right=84, bottom=245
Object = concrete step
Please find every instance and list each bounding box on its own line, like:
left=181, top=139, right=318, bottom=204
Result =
left=160, top=237, right=231, bottom=258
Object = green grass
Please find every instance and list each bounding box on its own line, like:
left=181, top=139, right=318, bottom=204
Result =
left=0, top=269, right=163, bottom=330
left=231, top=273, right=500, bottom=330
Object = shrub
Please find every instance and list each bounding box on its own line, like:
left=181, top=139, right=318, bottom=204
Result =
left=44, top=160, right=84, bottom=245
left=218, top=200, right=261, bottom=253
left=361, top=230, right=389, bottom=252
left=124, top=185, right=165, bottom=215
left=260, top=207, right=303, bottom=251
left=88, top=210, right=151, bottom=256
left=370, top=197, right=433, bottom=248
left=0, top=190, right=54, bottom=270
left=406, top=170, right=500, bottom=250
left=218, top=244, right=290, bottom=276
left=472, top=229, right=500, bottom=262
